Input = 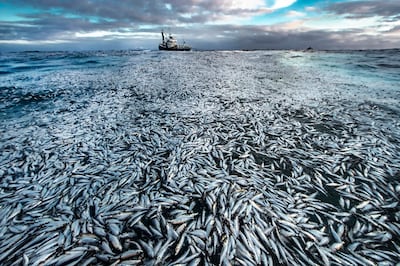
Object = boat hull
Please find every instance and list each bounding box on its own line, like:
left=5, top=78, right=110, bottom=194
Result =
left=159, top=44, right=191, bottom=51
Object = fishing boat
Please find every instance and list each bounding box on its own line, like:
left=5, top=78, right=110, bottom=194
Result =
left=159, top=30, right=191, bottom=51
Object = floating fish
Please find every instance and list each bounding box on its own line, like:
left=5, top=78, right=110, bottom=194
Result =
left=0, top=50, right=399, bottom=265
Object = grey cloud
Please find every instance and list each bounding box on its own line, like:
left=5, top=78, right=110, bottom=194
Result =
left=188, top=25, right=385, bottom=50
left=2, top=21, right=400, bottom=51
left=381, top=15, right=400, bottom=23
left=12, top=0, right=258, bottom=24
left=326, top=0, right=400, bottom=19
left=145, top=25, right=400, bottom=50
left=0, top=13, right=138, bottom=41
left=1, top=0, right=272, bottom=43
left=2, top=0, right=400, bottom=51
left=386, top=25, right=400, bottom=33
left=13, top=0, right=175, bottom=24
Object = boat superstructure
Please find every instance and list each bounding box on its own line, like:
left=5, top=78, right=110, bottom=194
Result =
left=159, top=30, right=191, bottom=51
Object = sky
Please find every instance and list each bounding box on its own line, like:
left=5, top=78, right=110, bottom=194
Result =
left=0, top=0, right=399, bottom=51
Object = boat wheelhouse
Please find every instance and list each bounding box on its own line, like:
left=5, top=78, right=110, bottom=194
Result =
left=159, top=30, right=191, bottom=51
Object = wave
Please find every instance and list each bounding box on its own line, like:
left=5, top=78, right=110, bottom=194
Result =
left=355, top=63, right=377, bottom=69
left=11, top=65, right=47, bottom=72
left=377, top=63, right=400, bottom=69
left=1, top=50, right=149, bottom=73
left=73, top=60, right=100, bottom=66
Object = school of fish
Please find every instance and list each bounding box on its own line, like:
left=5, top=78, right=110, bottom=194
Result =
left=0, top=50, right=399, bottom=265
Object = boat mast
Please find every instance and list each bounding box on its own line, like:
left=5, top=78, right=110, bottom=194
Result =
left=161, top=30, right=165, bottom=43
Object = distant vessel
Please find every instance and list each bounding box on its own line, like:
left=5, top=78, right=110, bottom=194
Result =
left=159, top=30, right=191, bottom=51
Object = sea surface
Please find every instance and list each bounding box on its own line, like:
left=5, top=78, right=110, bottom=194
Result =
left=0, top=49, right=399, bottom=265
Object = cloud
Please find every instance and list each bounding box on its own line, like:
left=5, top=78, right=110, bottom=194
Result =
left=0, top=0, right=296, bottom=45
left=1, top=0, right=399, bottom=51
left=2, top=23, right=400, bottom=51
left=386, top=25, right=400, bottom=35
left=197, top=25, right=400, bottom=50
left=0, top=13, right=132, bottom=42
left=271, top=0, right=297, bottom=10
left=9, top=0, right=297, bottom=25
left=189, top=25, right=368, bottom=50
left=8, top=0, right=254, bottom=25
left=286, top=11, right=306, bottom=17
left=326, top=0, right=400, bottom=19
left=305, top=6, right=317, bottom=12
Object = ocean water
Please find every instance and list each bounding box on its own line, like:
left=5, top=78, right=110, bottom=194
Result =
left=1, top=50, right=399, bottom=122
left=0, top=49, right=399, bottom=265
